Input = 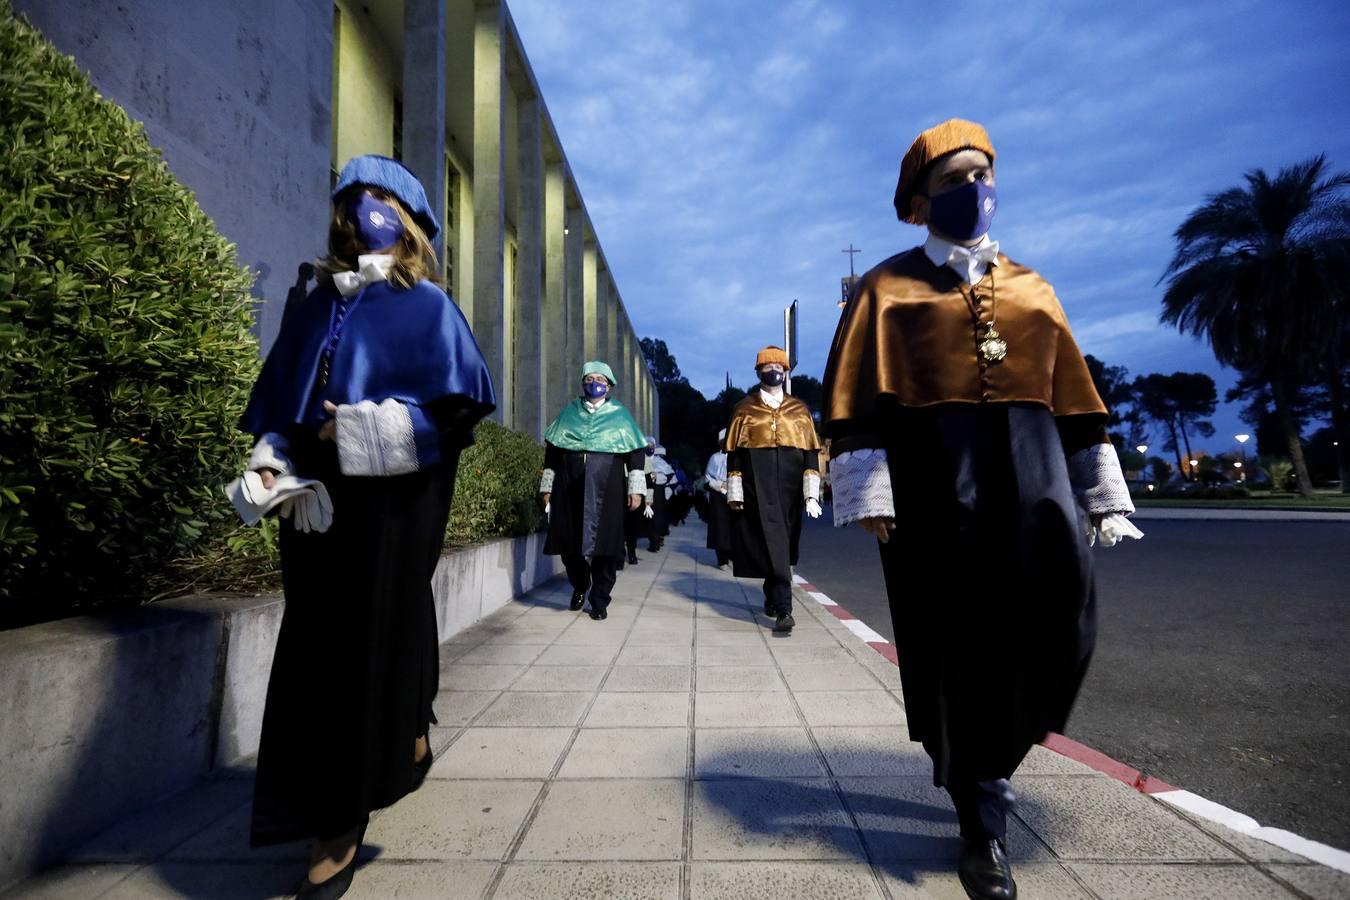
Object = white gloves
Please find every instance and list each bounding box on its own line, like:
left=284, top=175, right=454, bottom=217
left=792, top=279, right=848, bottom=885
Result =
left=226, top=470, right=333, bottom=533
left=643, top=504, right=655, bottom=519
left=805, top=498, right=823, bottom=518
left=1085, top=513, right=1144, bottom=548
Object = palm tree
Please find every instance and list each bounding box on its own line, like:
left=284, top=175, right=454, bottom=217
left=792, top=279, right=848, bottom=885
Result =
left=1160, top=155, right=1350, bottom=496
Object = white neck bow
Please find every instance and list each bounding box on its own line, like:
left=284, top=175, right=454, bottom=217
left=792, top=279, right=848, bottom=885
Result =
left=333, top=254, right=396, bottom=298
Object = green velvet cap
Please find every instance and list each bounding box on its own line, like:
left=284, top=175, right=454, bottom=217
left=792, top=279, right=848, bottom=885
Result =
left=582, top=360, right=617, bottom=384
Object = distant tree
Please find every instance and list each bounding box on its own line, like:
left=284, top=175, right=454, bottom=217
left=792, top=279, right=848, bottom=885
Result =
left=1160, top=154, right=1350, bottom=495
left=640, top=337, right=684, bottom=385
left=788, top=374, right=824, bottom=415
left=1149, top=457, right=1174, bottom=485
left=1133, top=372, right=1216, bottom=479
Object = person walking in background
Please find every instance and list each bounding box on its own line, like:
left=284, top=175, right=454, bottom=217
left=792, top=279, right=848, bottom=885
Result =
left=821, top=119, right=1141, bottom=900
left=540, top=362, right=648, bottom=620
left=704, top=428, right=734, bottom=569
left=646, top=444, right=675, bottom=551
left=725, top=346, right=823, bottom=633
left=238, top=155, right=496, bottom=899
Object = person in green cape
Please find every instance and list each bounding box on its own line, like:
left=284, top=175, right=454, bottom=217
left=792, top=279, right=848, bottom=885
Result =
left=540, top=361, right=649, bottom=620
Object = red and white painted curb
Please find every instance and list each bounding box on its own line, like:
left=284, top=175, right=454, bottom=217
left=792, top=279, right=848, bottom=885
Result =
left=791, top=573, right=1350, bottom=875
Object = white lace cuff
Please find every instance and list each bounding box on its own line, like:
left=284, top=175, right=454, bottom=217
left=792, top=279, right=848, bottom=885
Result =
left=727, top=473, right=744, bottom=504
left=1068, top=443, right=1135, bottom=516
left=627, top=469, right=646, bottom=495
left=248, top=432, right=292, bottom=478
left=803, top=471, right=821, bottom=502
left=830, top=448, right=895, bottom=527
left=540, top=468, right=555, bottom=494
left=334, top=399, right=419, bottom=477
left=645, top=487, right=655, bottom=504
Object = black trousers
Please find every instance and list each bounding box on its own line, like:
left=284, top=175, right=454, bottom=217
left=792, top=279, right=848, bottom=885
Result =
left=762, top=572, right=793, bottom=615
left=947, top=778, right=1013, bottom=841
left=563, top=554, right=617, bottom=611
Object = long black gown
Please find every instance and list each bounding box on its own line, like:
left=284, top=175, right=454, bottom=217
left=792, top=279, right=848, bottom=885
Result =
left=728, top=446, right=817, bottom=613
left=251, top=423, right=469, bottom=846
left=867, top=402, right=1097, bottom=786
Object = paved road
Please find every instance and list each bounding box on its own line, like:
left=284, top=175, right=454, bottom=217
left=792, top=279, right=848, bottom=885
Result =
left=793, top=512, right=1350, bottom=851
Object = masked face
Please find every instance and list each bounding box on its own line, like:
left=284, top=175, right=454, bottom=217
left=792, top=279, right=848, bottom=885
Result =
left=758, top=365, right=786, bottom=388
left=352, top=192, right=405, bottom=251
left=583, top=377, right=610, bottom=399
left=926, top=180, right=997, bottom=242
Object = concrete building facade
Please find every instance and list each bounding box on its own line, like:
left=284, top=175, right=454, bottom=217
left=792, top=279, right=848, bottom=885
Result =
left=16, top=0, right=657, bottom=438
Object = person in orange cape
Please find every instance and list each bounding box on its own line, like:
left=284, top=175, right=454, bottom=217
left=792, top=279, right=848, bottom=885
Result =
left=725, top=346, right=822, bottom=633
left=821, top=120, right=1141, bottom=900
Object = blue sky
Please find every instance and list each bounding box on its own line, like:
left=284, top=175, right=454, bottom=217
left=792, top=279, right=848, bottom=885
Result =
left=509, top=0, right=1350, bottom=453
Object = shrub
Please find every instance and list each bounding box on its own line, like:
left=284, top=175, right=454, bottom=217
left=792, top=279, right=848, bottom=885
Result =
left=0, top=2, right=260, bottom=621
left=446, top=421, right=547, bottom=545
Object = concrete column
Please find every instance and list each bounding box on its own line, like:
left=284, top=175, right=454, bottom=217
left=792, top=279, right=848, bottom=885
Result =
left=583, top=245, right=599, bottom=362
left=543, top=162, right=567, bottom=420
left=594, top=266, right=610, bottom=370
left=565, top=206, right=585, bottom=388
left=605, top=282, right=619, bottom=378
left=472, top=0, right=507, bottom=423
left=514, top=96, right=544, bottom=439
left=401, top=0, right=446, bottom=263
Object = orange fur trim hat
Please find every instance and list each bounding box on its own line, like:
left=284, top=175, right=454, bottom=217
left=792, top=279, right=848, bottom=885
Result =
left=892, top=119, right=997, bottom=224
left=755, top=346, right=790, bottom=369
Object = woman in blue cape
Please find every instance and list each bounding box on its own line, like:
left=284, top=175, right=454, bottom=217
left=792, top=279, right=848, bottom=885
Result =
left=237, top=155, right=495, bottom=897
left=539, top=362, right=648, bottom=620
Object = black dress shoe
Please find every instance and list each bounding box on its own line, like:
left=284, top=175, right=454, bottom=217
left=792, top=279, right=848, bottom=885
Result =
left=773, top=613, right=795, bottom=633
left=627, top=553, right=639, bottom=564
left=589, top=607, right=608, bottom=620
left=958, top=838, right=1016, bottom=900
left=298, top=818, right=368, bottom=899
left=569, top=591, right=585, bottom=611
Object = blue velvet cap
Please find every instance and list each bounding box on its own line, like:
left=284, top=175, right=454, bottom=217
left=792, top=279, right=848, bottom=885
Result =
left=332, top=155, right=440, bottom=241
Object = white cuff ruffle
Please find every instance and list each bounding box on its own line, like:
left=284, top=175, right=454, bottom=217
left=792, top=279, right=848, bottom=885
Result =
left=334, top=399, right=419, bottom=477
left=248, top=432, right=292, bottom=478
left=540, top=468, right=556, bottom=494
left=1068, top=443, right=1135, bottom=516
left=1093, top=513, right=1144, bottom=547
left=803, top=471, right=821, bottom=502
left=627, top=469, right=647, bottom=496
left=727, top=474, right=744, bottom=504
left=829, top=448, right=895, bottom=527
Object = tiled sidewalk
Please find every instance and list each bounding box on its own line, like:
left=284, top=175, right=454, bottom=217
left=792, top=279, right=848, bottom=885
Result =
left=8, top=526, right=1348, bottom=899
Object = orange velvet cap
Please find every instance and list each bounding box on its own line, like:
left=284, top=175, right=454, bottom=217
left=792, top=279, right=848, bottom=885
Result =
left=893, top=119, right=997, bottom=224
left=755, top=346, right=790, bottom=369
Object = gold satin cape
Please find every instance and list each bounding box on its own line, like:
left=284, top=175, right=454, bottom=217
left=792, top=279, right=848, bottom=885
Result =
left=724, top=393, right=821, bottom=456
left=823, top=249, right=1106, bottom=426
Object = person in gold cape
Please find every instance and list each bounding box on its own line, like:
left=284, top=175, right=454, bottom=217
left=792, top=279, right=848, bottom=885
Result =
left=540, top=361, right=648, bottom=621
left=725, top=346, right=822, bottom=633
left=821, top=119, right=1142, bottom=900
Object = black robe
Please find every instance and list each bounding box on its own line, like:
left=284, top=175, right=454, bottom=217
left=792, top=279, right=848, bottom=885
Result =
left=251, top=429, right=464, bottom=846
left=706, top=491, right=733, bottom=555
left=543, top=443, right=644, bottom=558
left=867, top=403, right=1097, bottom=785
left=727, top=446, right=817, bottom=580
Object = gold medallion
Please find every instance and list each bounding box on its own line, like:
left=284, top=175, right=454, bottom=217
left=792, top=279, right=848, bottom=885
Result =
left=979, top=327, right=1008, bottom=363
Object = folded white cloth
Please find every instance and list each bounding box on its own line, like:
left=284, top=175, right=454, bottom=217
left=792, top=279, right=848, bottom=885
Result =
left=226, top=470, right=333, bottom=533
left=829, top=448, right=896, bottom=526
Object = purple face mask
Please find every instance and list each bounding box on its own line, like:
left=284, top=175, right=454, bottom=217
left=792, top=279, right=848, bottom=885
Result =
left=352, top=193, right=405, bottom=251
left=927, top=180, right=997, bottom=242
left=583, top=380, right=609, bottom=399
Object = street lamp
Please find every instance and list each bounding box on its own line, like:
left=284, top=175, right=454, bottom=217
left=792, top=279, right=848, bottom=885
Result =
left=1136, top=444, right=1148, bottom=455
left=1235, top=433, right=1250, bottom=482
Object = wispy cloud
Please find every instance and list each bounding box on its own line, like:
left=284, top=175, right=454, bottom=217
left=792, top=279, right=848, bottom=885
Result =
left=509, top=0, right=1350, bottom=447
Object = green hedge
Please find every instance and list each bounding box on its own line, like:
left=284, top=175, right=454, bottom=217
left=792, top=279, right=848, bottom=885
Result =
left=0, top=1, right=260, bottom=621
left=446, top=421, right=547, bottom=545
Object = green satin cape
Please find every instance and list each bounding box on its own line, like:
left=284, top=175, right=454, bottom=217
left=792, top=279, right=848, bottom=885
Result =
left=544, top=398, right=647, bottom=454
